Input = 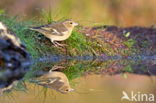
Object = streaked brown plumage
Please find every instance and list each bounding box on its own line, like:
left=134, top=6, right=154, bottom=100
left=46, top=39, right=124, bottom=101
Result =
left=34, top=71, right=74, bottom=94
left=30, top=19, right=78, bottom=46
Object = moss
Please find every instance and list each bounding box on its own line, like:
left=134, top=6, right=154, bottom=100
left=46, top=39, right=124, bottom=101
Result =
left=62, top=59, right=117, bottom=80
left=0, top=14, right=142, bottom=59
left=66, top=30, right=94, bottom=56
left=0, top=15, right=95, bottom=58
left=0, top=15, right=40, bottom=58
left=123, top=65, right=133, bottom=73
left=123, top=38, right=136, bottom=48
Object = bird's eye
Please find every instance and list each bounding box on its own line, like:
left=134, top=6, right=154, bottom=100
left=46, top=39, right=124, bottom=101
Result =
left=70, top=22, right=73, bottom=24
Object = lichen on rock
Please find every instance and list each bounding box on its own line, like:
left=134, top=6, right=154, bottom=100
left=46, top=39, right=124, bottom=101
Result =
left=0, top=22, right=31, bottom=94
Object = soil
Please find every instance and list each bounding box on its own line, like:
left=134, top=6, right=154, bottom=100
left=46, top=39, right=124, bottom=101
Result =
left=80, top=25, right=156, bottom=55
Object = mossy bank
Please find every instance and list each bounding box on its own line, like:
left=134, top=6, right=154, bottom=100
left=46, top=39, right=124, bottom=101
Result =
left=1, top=14, right=155, bottom=59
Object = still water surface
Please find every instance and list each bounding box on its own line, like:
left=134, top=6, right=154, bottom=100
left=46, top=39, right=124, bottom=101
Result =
left=0, top=55, right=156, bottom=103
left=0, top=74, right=156, bottom=103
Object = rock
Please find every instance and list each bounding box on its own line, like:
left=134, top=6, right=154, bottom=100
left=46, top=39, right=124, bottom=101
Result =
left=0, top=22, right=31, bottom=93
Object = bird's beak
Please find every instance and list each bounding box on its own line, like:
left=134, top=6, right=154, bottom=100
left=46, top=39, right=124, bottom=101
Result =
left=69, top=88, right=75, bottom=92
left=73, top=22, right=78, bottom=26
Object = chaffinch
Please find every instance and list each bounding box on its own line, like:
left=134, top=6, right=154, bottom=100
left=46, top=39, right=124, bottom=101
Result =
left=34, top=70, right=74, bottom=94
left=30, top=19, right=78, bottom=46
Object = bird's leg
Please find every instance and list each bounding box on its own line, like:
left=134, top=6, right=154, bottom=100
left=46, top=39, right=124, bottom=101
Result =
left=54, top=41, right=67, bottom=47
left=51, top=39, right=67, bottom=47
left=51, top=40, right=59, bottom=47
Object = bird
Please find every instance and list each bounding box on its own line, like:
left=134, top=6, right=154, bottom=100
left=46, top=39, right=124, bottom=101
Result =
left=33, top=70, right=74, bottom=94
left=30, top=19, right=78, bottom=47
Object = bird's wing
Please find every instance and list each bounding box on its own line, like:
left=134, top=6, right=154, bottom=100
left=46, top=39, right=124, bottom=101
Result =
left=37, top=77, right=60, bottom=85
left=31, top=23, right=68, bottom=36
left=30, top=26, right=62, bottom=36
left=49, top=23, right=68, bottom=32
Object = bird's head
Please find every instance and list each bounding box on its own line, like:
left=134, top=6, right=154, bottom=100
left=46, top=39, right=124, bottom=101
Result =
left=62, top=19, right=78, bottom=30
left=59, top=85, right=74, bottom=94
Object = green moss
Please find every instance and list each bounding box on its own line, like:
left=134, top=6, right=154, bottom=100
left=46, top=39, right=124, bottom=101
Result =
left=123, top=65, right=133, bottom=73
left=0, top=16, right=56, bottom=57
left=66, top=30, right=94, bottom=55
left=0, top=15, right=96, bottom=58
left=62, top=59, right=118, bottom=80
left=0, top=14, right=141, bottom=59
left=123, top=38, right=136, bottom=48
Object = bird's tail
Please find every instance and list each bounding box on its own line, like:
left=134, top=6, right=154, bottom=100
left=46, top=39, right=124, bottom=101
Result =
left=29, top=27, right=45, bottom=34
left=29, top=27, right=39, bottom=31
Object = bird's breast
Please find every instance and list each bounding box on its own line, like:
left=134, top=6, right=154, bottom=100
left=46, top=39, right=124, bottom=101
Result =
left=50, top=31, right=72, bottom=41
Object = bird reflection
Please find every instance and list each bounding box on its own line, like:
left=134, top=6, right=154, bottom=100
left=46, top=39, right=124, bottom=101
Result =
left=33, top=70, right=74, bottom=94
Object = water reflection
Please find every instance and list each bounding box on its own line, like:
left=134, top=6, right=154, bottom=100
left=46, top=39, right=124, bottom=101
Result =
left=32, top=70, right=74, bottom=94
left=0, top=55, right=156, bottom=102
left=0, top=74, right=156, bottom=103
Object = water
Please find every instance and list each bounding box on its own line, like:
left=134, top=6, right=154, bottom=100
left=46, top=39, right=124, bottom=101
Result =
left=0, top=74, right=156, bottom=103
left=0, top=55, right=156, bottom=103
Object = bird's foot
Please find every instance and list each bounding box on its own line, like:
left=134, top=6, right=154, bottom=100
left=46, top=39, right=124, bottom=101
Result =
left=52, top=41, right=67, bottom=47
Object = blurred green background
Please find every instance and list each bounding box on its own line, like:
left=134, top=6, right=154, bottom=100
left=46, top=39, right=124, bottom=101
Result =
left=0, top=0, right=156, bottom=26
